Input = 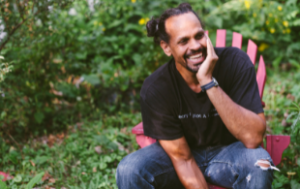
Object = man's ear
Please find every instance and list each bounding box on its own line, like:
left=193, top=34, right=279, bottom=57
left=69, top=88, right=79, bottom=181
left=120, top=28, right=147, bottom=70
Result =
left=160, top=40, right=172, bottom=57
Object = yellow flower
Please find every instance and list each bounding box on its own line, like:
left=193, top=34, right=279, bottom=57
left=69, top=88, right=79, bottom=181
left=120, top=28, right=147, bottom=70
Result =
left=283, top=21, right=289, bottom=27
left=102, top=28, right=106, bottom=32
left=253, top=13, right=257, bottom=17
left=266, top=20, right=269, bottom=25
left=278, top=6, right=282, bottom=11
left=258, top=43, right=269, bottom=52
left=145, top=18, right=150, bottom=22
left=139, top=18, right=145, bottom=25
left=244, top=0, right=250, bottom=9
left=282, top=30, right=286, bottom=34
left=270, top=28, right=275, bottom=33
left=131, top=0, right=136, bottom=3
left=268, top=13, right=273, bottom=17
left=275, top=18, right=278, bottom=23
left=286, top=28, right=291, bottom=33
left=287, top=172, right=296, bottom=176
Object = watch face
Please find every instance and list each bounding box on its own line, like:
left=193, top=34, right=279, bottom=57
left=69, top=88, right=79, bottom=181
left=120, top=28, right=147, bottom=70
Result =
left=213, top=77, right=219, bottom=86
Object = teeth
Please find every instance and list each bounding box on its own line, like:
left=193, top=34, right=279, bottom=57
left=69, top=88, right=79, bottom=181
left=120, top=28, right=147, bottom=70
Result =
left=188, top=53, right=202, bottom=59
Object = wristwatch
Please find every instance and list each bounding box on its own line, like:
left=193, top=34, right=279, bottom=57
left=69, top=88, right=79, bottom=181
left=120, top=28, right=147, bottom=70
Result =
left=201, top=77, right=219, bottom=92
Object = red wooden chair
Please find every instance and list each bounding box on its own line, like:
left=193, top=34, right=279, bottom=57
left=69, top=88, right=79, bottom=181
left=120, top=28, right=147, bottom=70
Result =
left=131, top=29, right=290, bottom=189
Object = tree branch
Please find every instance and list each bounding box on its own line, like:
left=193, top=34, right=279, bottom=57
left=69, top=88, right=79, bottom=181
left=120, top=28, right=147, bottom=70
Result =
left=0, top=8, right=42, bottom=52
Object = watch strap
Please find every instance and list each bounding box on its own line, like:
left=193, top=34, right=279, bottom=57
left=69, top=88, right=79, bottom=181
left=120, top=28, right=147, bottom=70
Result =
left=201, top=77, right=218, bottom=92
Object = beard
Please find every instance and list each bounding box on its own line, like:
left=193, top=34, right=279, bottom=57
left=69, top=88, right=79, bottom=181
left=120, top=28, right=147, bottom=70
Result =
left=181, top=47, right=207, bottom=73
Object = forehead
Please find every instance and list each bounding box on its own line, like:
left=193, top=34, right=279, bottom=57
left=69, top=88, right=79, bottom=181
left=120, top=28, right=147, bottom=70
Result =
left=165, top=12, right=203, bottom=41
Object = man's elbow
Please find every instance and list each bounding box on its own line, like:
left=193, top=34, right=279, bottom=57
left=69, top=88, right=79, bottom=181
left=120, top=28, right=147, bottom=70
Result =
left=243, top=137, right=263, bottom=149
left=242, top=130, right=265, bottom=149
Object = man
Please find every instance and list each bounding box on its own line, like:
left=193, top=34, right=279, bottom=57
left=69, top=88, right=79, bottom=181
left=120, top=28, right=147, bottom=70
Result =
left=117, top=3, right=276, bottom=189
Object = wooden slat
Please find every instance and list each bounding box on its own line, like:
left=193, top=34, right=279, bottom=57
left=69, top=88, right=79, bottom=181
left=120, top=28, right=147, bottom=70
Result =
left=256, top=55, right=266, bottom=100
left=216, top=29, right=226, bottom=47
left=246, top=39, right=257, bottom=65
left=231, top=32, right=242, bottom=49
left=131, top=122, right=144, bottom=134
left=266, top=135, right=290, bottom=166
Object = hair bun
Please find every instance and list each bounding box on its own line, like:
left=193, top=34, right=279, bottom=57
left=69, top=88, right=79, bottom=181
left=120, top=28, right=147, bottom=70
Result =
left=146, top=18, right=159, bottom=37
left=178, top=3, right=192, bottom=10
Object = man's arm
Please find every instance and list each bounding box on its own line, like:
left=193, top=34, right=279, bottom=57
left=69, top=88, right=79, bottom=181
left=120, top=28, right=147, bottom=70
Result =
left=206, top=86, right=266, bottom=148
left=197, top=35, right=266, bottom=148
left=159, top=137, right=208, bottom=189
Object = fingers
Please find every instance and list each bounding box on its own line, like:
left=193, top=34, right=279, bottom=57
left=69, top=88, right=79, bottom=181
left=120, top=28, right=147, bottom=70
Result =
left=205, top=34, right=218, bottom=59
left=205, top=34, right=214, bottom=57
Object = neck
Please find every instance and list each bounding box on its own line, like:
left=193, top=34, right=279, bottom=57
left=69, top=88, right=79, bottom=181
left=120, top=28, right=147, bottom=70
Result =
left=175, top=62, right=201, bottom=93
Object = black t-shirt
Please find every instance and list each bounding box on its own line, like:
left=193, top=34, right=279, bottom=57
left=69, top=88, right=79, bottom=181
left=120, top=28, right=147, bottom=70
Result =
left=140, top=47, right=263, bottom=148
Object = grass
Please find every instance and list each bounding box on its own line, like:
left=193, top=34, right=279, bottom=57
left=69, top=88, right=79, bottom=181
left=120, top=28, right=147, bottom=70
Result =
left=1, top=69, right=300, bottom=188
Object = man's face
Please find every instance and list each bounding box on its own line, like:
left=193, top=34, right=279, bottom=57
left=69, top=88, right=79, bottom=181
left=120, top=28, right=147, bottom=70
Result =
left=163, top=12, right=207, bottom=73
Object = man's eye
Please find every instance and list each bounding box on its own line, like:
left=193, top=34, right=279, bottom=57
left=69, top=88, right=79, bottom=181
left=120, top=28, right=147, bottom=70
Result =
left=179, top=39, right=188, bottom=44
left=195, top=33, right=204, bottom=39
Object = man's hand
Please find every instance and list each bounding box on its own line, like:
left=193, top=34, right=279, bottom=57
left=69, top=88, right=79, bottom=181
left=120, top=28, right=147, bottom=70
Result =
left=196, top=35, right=218, bottom=86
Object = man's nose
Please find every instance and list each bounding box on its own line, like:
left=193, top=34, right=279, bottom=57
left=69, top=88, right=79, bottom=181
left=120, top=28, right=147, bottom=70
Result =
left=189, top=39, right=201, bottom=51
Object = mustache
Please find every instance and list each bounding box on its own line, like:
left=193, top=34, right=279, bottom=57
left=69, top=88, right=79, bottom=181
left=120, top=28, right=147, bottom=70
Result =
left=185, top=48, right=206, bottom=57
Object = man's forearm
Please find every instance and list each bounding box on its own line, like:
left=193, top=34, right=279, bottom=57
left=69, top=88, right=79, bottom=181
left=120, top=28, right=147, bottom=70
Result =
left=159, top=138, right=208, bottom=189
left=206, top=86, right=266, bottom=148
left=171, top=157, right=208, bottom=189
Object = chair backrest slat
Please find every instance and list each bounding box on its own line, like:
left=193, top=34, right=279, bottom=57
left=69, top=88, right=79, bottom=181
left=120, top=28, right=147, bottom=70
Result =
left=232, top=32, right=242, bottom=49
left=246, top=39, right=257, bottom=65
left=216, top=29, right=226, bottom=47
left=256, top=55, right=266, bottom=100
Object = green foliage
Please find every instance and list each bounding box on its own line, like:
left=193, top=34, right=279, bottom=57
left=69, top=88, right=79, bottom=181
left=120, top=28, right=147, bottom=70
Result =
left=25, top=172, right=44, bottom=189
left=0, top=180, right=8, bottom=189
left=205, top=0, right=300, bottom=66
left=1, top=0, right=300, bottom=137
left=263, top=70, right=300, bottom=188
left=0, top=112, right=140, bottom=188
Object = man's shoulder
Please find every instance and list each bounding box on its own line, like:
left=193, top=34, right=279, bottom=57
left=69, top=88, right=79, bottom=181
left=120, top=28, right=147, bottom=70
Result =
left=215, top=47, right=254, bottom=71
left=141, top=60, right=174, bottom=98
left=215, top=47, right=248, bottom=59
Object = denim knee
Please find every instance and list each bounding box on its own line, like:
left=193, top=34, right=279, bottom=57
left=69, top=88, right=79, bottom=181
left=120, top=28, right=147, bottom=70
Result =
left=116, top=152, right=155, bottom=189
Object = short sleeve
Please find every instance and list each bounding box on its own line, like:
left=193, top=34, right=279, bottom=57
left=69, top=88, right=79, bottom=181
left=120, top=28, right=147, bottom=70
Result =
left=140, top=89, right=183, bottom=140
left=228, top=65, right=264, bottom=114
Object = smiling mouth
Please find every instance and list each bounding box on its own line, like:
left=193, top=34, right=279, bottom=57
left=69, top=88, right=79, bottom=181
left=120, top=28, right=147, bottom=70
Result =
left=188, top=53, right=203, bottom=59
left=186, top=52, right=206, bottom=65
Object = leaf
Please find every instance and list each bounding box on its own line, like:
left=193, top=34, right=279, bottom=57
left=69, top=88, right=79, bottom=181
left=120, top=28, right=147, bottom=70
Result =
left=75, top=52, right=87, bottom=60
left=289, top=59, right=300, bottom=69
left=99, top=162, right=107, bottom=170
left=34, top=112, right=44, bottom=124
left=0, top=180, right=8, bottom=189
left=83, top=74, right=100, bottom=85
left=25, top=172, right=44, bottom=189
left=103, top=155, right=113, bottom=163
left=13, top=175, right=22, bottom=183
left=291, top=180, right=300, bottom=189
left=34, top=156, right=50, bottom=165
left=272, top=56, right=283, bottom=69
left=286, top=112, right=298, bottom=122
left=107, top=20, right=123, bottom=29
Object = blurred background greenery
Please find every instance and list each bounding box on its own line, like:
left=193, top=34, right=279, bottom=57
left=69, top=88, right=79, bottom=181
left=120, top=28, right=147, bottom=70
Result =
left=0, top=0, right=300, bottom=188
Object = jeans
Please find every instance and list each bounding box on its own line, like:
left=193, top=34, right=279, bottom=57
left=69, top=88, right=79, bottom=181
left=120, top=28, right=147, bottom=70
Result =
left=116, top=141, right=274, bottom=189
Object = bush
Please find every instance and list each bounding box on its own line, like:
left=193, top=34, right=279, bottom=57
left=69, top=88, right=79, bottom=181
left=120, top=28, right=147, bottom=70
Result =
left=0, top=0, right=299, bottom=140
